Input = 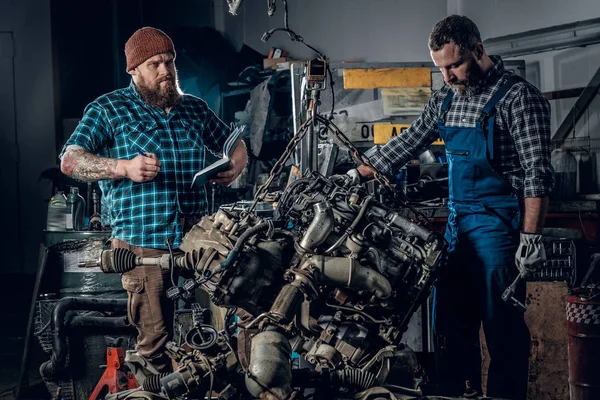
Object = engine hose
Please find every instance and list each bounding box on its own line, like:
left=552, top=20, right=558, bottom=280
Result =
left=217, top=221, right=271, bottom=272
left=66, top=315, right=130, bottom=330
left=382, top=384, right=423, bottom=397
left=349, top=196, right=373, bottom=232
left=142, top=373, right=170, bottom=393
left=274, top=178, right=309, bottom=219
left=334, top=368, right=376, bottom=390
left=39, top=297, right=127, bottom=381
left=326, top=196, right=373, bottom=254
left=100, top=248, right=137, bottom=273
left=269, top=283, right=305, bottom=322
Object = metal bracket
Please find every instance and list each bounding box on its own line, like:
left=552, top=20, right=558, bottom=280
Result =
left=553, top=64, right=600, bottom=144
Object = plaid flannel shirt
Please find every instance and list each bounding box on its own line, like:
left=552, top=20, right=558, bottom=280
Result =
left=369, top=56, right=554, bottom=199
left=60, top=80, right=230, bottom=249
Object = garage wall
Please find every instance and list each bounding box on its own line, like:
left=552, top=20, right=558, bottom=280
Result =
left=216, top=0, right=600, bottom=128
left=456, top=0, right=600, bottom=39
left=459, top=0, right=600, bottom=129
left=215, top=0, right=448, bottom=62
left=217, top=0, right=600, bottom=191
left=510, top=45, right=600, bottom=141
left=0, top=0, right=55, bottom=274
left=459, top=0, right=600, bottom=191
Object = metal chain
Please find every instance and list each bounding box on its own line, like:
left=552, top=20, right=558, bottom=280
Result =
left=315, top=116, right=395, bottom=191
left=248, top=118, right=313, bottom=214
left=246, top=112, right=434, bottom=230
left=315, top=115, right=435, bottom=230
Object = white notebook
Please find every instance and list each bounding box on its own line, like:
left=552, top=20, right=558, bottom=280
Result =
left=191, top=125, right=246, bottom=188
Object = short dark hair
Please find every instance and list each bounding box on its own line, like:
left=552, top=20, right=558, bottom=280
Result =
left=428, top=15, right=482, bottom=53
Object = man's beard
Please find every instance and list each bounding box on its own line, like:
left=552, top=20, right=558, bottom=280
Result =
left=136, top=74, right=182, bottom=109
left=448, top=58, right=486, bottom=97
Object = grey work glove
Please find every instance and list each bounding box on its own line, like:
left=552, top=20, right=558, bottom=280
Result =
left=515, top=232, right=546, bottom=278
left=330, top=168, right=362, bottom=187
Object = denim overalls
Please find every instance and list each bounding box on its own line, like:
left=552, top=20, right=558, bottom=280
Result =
left=432, top=76, right=530, bottom=400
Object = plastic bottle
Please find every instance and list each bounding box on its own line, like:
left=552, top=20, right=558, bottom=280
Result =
left=46, top=190, right=67, bottom=231
left=88, top=189, right=102, bottom=231
left=66, top=186, right=86, bottom=231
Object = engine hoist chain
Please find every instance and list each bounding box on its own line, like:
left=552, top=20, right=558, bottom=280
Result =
left=247, top=113, right=434, bottom=231
left=248, top=117, right=313, bottom=214
left=314, top=115, right=435, bottom=230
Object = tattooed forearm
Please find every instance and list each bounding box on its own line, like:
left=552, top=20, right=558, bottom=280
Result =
left=61, top=148, right=125, bottom=182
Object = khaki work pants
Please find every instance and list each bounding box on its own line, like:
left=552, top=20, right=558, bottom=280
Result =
left=111, top=238, right=176, bottom=372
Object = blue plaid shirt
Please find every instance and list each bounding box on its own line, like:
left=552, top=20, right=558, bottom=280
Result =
left=60, top=81, right=230, bottom=249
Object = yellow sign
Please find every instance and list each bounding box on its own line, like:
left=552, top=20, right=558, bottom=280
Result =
left=372, top=123, right=445, bottom=145
left=373, top=124, right=410, bottom=144
left=344, top=68, right=431, bottom=89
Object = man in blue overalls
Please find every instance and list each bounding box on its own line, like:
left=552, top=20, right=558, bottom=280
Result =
left=346, top=15, right=554, bottom=400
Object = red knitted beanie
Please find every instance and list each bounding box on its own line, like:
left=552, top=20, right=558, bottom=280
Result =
left=125, top=27, right=176, bottom=71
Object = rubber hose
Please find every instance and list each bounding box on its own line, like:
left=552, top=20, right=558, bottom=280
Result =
left=39, top=297, right=127, bottom=381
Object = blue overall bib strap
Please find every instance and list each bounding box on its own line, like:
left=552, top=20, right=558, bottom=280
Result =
left=477, top=75, right=521, bottom=160
left=439, top=90, right=455, bottom=125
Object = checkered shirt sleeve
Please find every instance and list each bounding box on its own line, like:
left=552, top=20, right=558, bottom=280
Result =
left=369, top=92, right=442, bottom=176
left=369, top=56, right=554, bottom=198
left=506, top=84, right=554, bottom=197
left=60, top=103, right=113, bottom=157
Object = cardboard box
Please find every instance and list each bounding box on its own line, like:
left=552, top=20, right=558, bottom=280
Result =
left=263, top=57, right=289, bottom=70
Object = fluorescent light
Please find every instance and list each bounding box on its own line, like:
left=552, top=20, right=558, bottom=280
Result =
left=483, top=18, right=600, bottom=57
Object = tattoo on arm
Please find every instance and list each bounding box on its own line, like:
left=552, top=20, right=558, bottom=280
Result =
left=61, top=148, right=122, bottom=182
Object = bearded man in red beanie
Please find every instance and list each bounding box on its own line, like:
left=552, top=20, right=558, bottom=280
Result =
left=59, top=27, right=248, bottom=372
